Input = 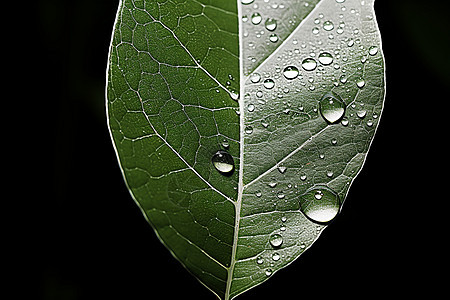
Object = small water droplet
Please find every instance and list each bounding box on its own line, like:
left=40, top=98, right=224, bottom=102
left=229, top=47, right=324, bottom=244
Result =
left=312, top=27, right=320, bottom=35
left=326, top=170, right=334, bottom=178
left=300, top=174, right=307, bottom=181
left=357, top=110, right=367, bottom=119
left=283, top=66, right=299, bottom=80
left=247, top=104, right=255, bottom=112
left=281, top=216, right=287, bottom=222
left=263, top=78, right=275, bottom=89
left=369, top=46, right=379, bottom=56
left=212, top=150, right=235, bottom=174
left=269, top=234, right=283, bottom=248
left=251, top=12, right=262, bottom=25
left=341, top=117, right=349, bottom=126
left=230, top=91, right=240, bottom=101
left=250, top=72, right=261, bottom=83
left=255, top=191, right=262, bottom=197
left=356, top=78, right=366, bottom=88
left=222, top=139, right=229, bottom=149
left=323, top=20, right=334, bottom=31
left=278, top=166, right=287, bottom=174
left=269, top=33, right=279, bottom=43
left=268, top=181, right=277, bottom=188
left=272, top=253, right=280, bottom=261
left=257, top=257, right=264, bottom=264
left=245, top=125, right=254, bottom=134
left=299, top=186, right=341, bottom=223
left=265, top=18, right=277, bottom=31
left=319, top=91, right=346, bottom=124
left=318, top=52, right=334, bottom=65
left=241, top=0, right=254, bottom=4
left=265, top=268, right=273, bottom=276
left=302, top=58, right=317, bottom=71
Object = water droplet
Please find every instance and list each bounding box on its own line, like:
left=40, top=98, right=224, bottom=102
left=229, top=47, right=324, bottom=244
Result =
left=272, top=253, right=280, bottom=261
left=341, top=117, right=349, bottom=126
left=269, top=33, right=279, bottom=43
left=301, top=58, right=317, bottom=71
left=300, top=174, right=307, bottom=181
left=326, top=170, right=334, bottom=178
left=265, top=268, right=273, bottom=276
left=336, top=0, right=345, bottom=3
left=281, top=216, right=287, bottom=222
left=247, top=104, right=255, bottom=112
left=263, top=78, right=275, bottom=89
left=241, top=0, right=254, bottom=4
left=250, top=72, right=261, bottom=83
left=268, top=181, right=277, bottom=188
left=356, top=78, right=366, bottom=88
left=269, top=234, right=283, bottom=248
left=255, top=191, right=262, bottom=197
left=257, top=257, right=264, bottom=264
left=278, top=166, right=287, bottom=174
left=319, top=91, right=346, bottom=124
left=318, top=52, right=334, bottom=65
left=312, top=27, right=320, bottom=35
left=222, top=139, right=229, bottom=149
left=369, top=46, right=379, bottom=56
left=265, top=18, right=277, bottom=31
left=212, top=150, right=235, bottom=174
left=357, top=110, right=367, bottom=119
left=283, top=66, right=299, bottom=80
left=245, top=125, right=254, bottom=134
left=323, top=21, right=334, bottom=31
left=299, top=186, right=341, bottom=223
left=230, top=91, right=239, bottom=101
left=251, top=13, right=262, bottom=25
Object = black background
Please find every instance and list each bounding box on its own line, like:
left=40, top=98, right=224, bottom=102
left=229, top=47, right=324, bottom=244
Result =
left=22, top=0, right=449, bottom=299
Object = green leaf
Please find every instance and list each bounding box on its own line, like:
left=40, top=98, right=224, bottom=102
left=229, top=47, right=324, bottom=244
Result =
left=106, top=0, right=385, bottom=299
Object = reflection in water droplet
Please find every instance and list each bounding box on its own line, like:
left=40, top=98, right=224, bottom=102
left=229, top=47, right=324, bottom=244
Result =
left=272, top=253, right=280, bottom=261
left=265, top=268, right=273, bottom=276
left=250, top=73, right=261, bottom=83
left=212, top=150, right=235, bottom=174
left=323, top=21, right=334, bottom=31
left=269, top=234, right=283, bottom=248
left=269, top=33, right=279, bottom=43
left=356, top=78, right=366, bottom=88
left=283, top=66, right=299, bottom=80
left=299, top=186, right=341, bottom=223
left=251, top=12, right=262, bottom=25
left=265, top=18, right=277, bottom=31
left=245, top=125, right=253, bottom=134
left=263, top=78, right=275, bottom=89
left=318, top=52, right=334, bottom=65
left=257, top=257, right=264, bottom=264
left=319, top=91, right=346, bottom=124
left=369, top=46, right=379, bottom=56
left=302, top=58, right=317, bottom=71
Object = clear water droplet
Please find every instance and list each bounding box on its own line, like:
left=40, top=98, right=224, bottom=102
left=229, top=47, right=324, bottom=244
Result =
left=257, top=256, right=264, bottom=264
left=265, top=268, right=273, bottom=276
left=245, top=125, right=253, bottom=134
left=318, top=52, right=334, bottom=65
left=341, top=117, right=349, bottom=126
left=283, top=66, right=299, bottom=80
left=356, top=78, right=366, bottom=88
left=250, top=73, right=261, bottom=83
left=265, top=18, right=277, bottom=31
left=369, top=46, right=379, bottom=56
left=247, top=104, right=255, bottom=112
left=269, top=33, right=279, bottom=43
left=272, top=253, right=280, bottom=261
left=302, top=58, right=317, bottom=71
left=263, top=78, right=275, bottom=89
left=222, top=139, right=229, bottom=149
left=212, top=150, right=235, bottom=174
left=251, top=12, right=262, bottom=25
left=241, top=0, right=254, bottom=4
left=319, top=91, right=346, bottom=124
left=299, top=186, right=341, bottom=223
left=278, top=166, right=287, bottom=174
left=357, top=110, right=367, bottom=119
left=281, top=216, right=287, bottom=222
left=323, top=21, right=334, bottom=31
left=230, top=91, right=239, bottom=101
left=300, top=174, right=307, bottom=181
left=269, top=234, right=283, bottom=248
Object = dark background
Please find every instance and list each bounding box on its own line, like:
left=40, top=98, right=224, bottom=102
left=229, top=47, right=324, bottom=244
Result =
left=24, top=0, right=448, bottom=299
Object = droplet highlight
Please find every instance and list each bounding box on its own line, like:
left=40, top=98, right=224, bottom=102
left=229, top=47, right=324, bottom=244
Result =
left=212, top=150, right=235, bottom=174
left=299, top=186, right=341, bottom=223
left=319, top=91, right=346, bottom=124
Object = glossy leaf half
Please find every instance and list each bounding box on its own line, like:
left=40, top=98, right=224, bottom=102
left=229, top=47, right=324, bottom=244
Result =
left=106, top=0, right=385, bottom=299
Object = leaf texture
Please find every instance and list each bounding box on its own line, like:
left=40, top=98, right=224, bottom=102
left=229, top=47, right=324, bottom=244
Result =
left=106, top=0, right=385, bottom=299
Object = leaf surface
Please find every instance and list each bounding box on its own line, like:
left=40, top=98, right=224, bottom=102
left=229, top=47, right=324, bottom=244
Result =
left=106, top=0, right=385, bottom=299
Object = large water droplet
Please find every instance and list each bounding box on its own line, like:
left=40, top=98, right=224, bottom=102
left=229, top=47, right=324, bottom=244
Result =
left=283, top=66, right=299, bottom=80
left=212, top=150, right=235, bottom=174
left=265, top=18, right=277, bottom=31
left=269, top=233, right=283, bottom=248
left=263, top=78, right=275, bottom=89
left=302, top=58, right=317, bottom=71
left=318, top=52, right=334, bottom=65
left=299, top=186, right=341, bottom=223
left=251, top=13, right=262, bottom=25
left=319, top=91, right=346, bottom=124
